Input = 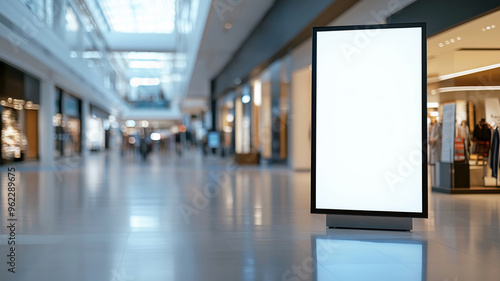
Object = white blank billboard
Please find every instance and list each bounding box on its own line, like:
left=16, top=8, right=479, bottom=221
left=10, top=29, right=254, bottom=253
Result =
left=312, top=24, right=427, bottom=217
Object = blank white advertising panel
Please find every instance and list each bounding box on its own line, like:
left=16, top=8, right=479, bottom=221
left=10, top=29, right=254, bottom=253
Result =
left=312, top=24, right=427, bottom=217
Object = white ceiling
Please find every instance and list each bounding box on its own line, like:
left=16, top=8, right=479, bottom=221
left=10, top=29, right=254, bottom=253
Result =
left=427, top=9, right=500, bottom=78
left=184, top=0, right=276, bottom=99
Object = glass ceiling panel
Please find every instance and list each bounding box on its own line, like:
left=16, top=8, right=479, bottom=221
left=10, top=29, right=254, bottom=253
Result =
left=98, top=0, right=176, bottom=33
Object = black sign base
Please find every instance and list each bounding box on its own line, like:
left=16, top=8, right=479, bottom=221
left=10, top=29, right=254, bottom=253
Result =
left=326, top=214, right=413, bottom=231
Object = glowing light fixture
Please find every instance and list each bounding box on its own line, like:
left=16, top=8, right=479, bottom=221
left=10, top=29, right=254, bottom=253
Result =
left=125, top=120, right=136, bottom=127
left=150, top=133, right=161, bottom=141
left=438, top=63, right=500, bottom=81
left=242, top=95, right=251, bottom=104
left=130, top=78, right=161, bottom=87
left=253, top=80, right=262, bottom=106
left=439, top=86, right=500, bottom=93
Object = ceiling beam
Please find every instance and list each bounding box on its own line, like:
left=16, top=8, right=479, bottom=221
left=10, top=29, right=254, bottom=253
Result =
left=103, top=32, right=176, bottom=52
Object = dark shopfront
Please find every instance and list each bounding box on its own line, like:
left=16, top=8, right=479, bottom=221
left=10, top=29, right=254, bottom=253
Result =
left=0, top=61, right=40, bottom=164
left=54, top=89, right=82, bottom=157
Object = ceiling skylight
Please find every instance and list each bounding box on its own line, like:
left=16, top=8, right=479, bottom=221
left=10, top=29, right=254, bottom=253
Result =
left=98, top=0, right=176, bottom=33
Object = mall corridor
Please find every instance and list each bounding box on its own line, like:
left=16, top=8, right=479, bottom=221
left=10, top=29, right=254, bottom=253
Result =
left=1, top=0, right=500, bottom=280
left=0, top=152, right=499, bottom=280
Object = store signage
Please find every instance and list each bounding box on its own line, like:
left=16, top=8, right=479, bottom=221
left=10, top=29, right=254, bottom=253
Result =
left=311, top=23, right=427, bottom=218
left=208, top=131, right=220, bottom=148
left=0, top=98, right=39, bottom=110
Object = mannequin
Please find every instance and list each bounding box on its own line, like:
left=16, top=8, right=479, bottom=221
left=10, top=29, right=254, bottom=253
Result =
left=429, top=121, right=442, bottom=164
left=456, top=120, right=470, bottom=160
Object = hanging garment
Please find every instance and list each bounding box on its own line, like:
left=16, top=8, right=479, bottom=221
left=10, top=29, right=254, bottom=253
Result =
left=490, top=128, right=499, bottom=178
left=474, top=124, right=492, bottom=141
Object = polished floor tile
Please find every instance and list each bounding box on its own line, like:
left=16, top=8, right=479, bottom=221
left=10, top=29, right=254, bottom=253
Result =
left=0, top=150, right=499, bottom=280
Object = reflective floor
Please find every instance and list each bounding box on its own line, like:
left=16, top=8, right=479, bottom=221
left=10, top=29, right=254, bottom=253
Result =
left=1, top=150, right=500, bottom=280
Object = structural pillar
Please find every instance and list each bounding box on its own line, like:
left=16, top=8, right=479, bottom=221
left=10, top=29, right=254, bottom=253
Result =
left=81, top=99, right=90, bottom=156
left=39, top=74, right=56, bottom=167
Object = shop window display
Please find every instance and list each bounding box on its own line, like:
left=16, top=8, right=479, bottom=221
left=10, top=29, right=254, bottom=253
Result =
left=1, top=108, right=27, bottom=160
left=53, top=89, right=82, bottom=157
left=0, top=61, right=41, bottom=163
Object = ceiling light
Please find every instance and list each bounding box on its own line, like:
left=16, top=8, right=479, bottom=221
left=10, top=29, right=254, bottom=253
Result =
left=427, top=102, right=439, bottom=108
left=430, top=111, right=439, bottom=117
left=457, top=36, right=461, bottom=40
left=226, top=114, right=234, bottom=122
left=492, top=25, right=496, bottom=28
left=450, top=39, right=455, bottom=43
left=141, top=120, right=149, bottom=128
left=439, top=86, right=500, bottom=93
left=487, top=26, right=491, bottom=30
left=445, top=41, right=450, bottom=45
left=224, top=22, right=232, bottom=30
left=482, top=28, right=486, bottom=31
left=438, top=62, right=500, bottom=81
left=439, top=43, right=444, bottom=47
left=129, top=61, right=163, bottom=69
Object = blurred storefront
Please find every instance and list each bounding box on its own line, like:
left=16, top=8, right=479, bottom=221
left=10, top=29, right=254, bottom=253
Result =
left=424, top=9, right=500, bottom=192
left=0, top=61, right=40, bottom=164
left=88, top=105, right=110, bottom=151
left=54, top=88, right=81, bottom=157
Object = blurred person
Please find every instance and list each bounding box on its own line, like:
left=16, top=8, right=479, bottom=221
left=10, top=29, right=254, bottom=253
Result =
left=202, top=135, right=208, bottom=155
left=473, top=118, right=491, bottom=142
left=472, top=118, right=492, bottom=157
left=134, top=133, right=141, bottom=158
left=175, top=132, right=182, bottom=156
left=140, top=135, right=151, bottom=160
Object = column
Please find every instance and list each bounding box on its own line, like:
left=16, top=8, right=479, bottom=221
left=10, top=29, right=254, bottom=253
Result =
left=81, top=99, right=90, bottom=156
left=39, top=75, right=56, bottom=167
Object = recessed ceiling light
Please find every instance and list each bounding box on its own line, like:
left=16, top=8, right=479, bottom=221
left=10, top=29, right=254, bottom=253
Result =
left=445, top=41, right=450, bottom=45
left=492, top=25, right=496, bottom=28
left=482, top=28, right=486, bottom=31
left=487, top=26, right=491, bottom=30
left=439, top=43, right=444, bottom=47
left=457, top=36, right=461, bottom=40
left=450, top=39, right=455, bottom=43
left=224, top=22, right=232, bottom=30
